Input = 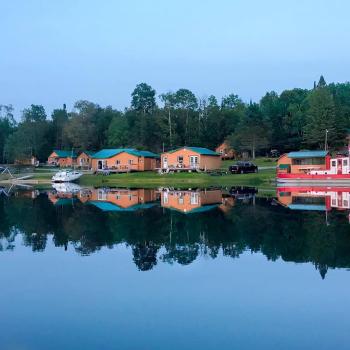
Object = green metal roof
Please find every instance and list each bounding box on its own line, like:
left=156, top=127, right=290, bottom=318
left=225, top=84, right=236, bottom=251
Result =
left=88, top=201, right=156, bottom=212
left=92, top=149, right=159, bottom=159
left=288, top=204, right=326, bottom=211
left=53, top=150, right=77, bottom=158
left=54, top=198, right=78, bottom=206
left=167, top=147, right=220, bottom=156
left=168, top=204, right=219, bottom=214
left=287, top=150, right=328, bottom=159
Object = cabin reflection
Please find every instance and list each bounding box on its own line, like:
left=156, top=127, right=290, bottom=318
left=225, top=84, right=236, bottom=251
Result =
left=277, top=186, right=350, bottom=213
left=47, top=185, right=258, bottom=214
left=49, top=185, right=159, bottom=211
left=160, top=189, right=222, bottom=214
left=85, top=188, right=158, bottom=212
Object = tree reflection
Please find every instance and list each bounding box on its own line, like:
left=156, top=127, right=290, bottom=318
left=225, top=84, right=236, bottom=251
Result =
left=2, top=188, right=350, bottom=278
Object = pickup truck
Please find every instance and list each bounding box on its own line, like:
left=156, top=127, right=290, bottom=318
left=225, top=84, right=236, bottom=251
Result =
left=229, top=161, right=258, bottom=174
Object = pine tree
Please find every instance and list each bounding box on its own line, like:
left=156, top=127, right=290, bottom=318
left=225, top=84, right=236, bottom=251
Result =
left=303, top=87, right=338, bottom=149
left=317, top=75, right=327, bottom=88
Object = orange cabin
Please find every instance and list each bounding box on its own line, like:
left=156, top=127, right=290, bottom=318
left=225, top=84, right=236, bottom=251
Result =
left=15, top=156, right=39, bottom=166
left=91, top=149, right=159, bottom=172
left=48, top=150, right=77, bottom=167
left=161, top=147, right=221, bottom=171
left=76, top=151, right=94, bottom=169
left=215, top=142, right=235, bottom=160
left=277, top=151, right=329, bottom=174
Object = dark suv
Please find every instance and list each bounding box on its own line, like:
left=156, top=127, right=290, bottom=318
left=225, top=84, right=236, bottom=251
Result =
left=229, top=161, right=258, bottom=174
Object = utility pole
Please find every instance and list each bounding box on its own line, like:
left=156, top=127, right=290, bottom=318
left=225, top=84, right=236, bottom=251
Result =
left=325, top=129, right=329, bottom=151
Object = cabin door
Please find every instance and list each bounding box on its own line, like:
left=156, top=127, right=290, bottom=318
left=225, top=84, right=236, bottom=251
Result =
left=98, top=160, right=106, bottom=170
left=163, top=157, right=168, bottom=169
left=337, top=159, right=342, bottom=174
left=190, top=156, right=198, bottom=168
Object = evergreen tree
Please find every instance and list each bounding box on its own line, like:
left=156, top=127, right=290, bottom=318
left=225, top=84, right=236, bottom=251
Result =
left=317, top=75, right=327, bottom=88
left=303, top=87, right=340, bottom=149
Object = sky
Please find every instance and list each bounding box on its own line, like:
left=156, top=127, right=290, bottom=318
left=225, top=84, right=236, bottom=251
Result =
left=1, top=0, right=349, bottom=118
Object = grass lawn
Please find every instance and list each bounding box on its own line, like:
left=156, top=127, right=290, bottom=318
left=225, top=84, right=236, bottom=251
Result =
left=79, top=168, right=276, bottom=188
left=221, top=157, right=278, bottom=169
left=31, top=157, right=277, bottom=188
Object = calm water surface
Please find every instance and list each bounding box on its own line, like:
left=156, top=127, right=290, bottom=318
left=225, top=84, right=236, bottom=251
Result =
left=1, top=185, right=350, bottom=350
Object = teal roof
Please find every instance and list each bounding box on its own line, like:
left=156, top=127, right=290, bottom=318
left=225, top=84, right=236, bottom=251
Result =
left=287, top=150, right=328, bottom=159
left=168, top=204, right=219, bottom=214
left=168, top=147, right=220, bottom=156
left=54, top=198, right=78, bottom=206
left=288, top=204, right=326, bottom=211
left=88, top=201, right=156, bottom=212
left=53, top=150, right=77, bottom=158
left=92, top=149, right=159, bottom=159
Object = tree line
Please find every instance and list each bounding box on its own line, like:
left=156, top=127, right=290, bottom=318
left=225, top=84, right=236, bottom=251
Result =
left=1, top=76, right=350, bottom=162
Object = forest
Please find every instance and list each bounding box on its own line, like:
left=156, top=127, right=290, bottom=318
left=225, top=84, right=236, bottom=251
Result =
left=1, top=75, right=350, bottom=162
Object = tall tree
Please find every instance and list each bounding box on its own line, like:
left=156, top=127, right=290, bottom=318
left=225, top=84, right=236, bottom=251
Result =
left=260, top=91, right=283, bottom=150
left=173, top=89, right=198, bottom=145
left=5, top=105, right=51, bottom=161
left=107, top=112, right=129, bottom=147
left=229, top=103, right=269, bottom=158
left=317, top=75, right=327, bottom=88
left=303, top=87, right=341, bottom=149
left=160, top=92, right=177, bottom=147
left=0, top=105, right=16, bottom=163
left=52, top=105, right=69, bottom=149
left=131, top=83, right=156, bottom=114
left=22, top=104, right=47, bottom=122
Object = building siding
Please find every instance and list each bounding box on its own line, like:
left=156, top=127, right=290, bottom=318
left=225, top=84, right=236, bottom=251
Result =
left=91, top=152, right=157, bottom=172
left=161, top=148, right=221, bottom=170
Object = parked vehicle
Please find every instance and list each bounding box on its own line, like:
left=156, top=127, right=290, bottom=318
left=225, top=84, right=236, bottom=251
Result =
left=229, top=161, right=258, bottom=174
left=229, top=186, right=258, bottom=199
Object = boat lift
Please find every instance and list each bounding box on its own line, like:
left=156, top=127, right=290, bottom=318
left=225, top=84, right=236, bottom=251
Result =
left=0, top=166, right=34, bottom=183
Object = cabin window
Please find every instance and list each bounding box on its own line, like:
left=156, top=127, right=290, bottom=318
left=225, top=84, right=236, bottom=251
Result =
left=292, top=197, right=325, bottom=205
left=332, top=199, right=337, bottom=206
left=116, top=195, right=120, bottom=200
left=128, top=194, right=132, bottom=201
left=331, top=160, right=336, bottom=167
left=178, top=194, right=184, bottom=205
left=177, top=156, right=184, bottom=163
left=98, top=190, right=107, bottom=201
left=292, top=157, right=325, bottom=165
left=116, top=160, right=121, bottom=165
left=343, top=159, right=348, bottom=166
left=128, top=159, right=133, bottom=165
left=190, top=192, right=199, bottom=205
left=163, top=192, right=168, bottom=204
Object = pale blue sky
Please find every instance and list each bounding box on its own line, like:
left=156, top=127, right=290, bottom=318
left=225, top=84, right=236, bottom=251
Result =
left=1, top=0, right=349, bottom=117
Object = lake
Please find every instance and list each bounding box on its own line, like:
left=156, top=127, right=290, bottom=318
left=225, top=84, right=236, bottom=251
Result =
left=1, top=184, right=350, bottom=349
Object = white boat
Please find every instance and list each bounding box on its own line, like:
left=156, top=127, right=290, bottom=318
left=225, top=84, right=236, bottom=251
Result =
left=52, top=170, right=82, bottom=183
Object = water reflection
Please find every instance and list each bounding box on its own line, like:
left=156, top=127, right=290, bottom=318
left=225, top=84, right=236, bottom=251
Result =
left=1, top=184, right=350, bottom=278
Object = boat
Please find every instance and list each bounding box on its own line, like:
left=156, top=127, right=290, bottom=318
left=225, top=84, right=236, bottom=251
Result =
left=277, top=149, right=350, bottom=185
left=51, top=182, right=82, bottom=193
left=52, top=170, right=82, bottom=183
